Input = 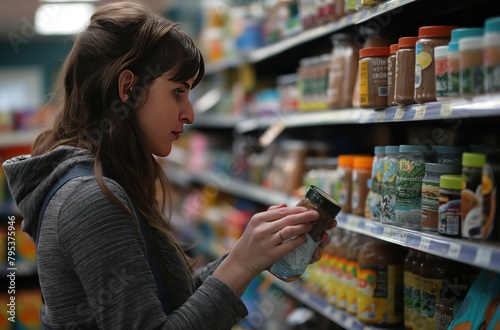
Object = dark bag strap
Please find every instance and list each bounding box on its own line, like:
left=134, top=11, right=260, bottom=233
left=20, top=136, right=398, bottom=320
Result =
left=35, top=164, right=172, bottom=322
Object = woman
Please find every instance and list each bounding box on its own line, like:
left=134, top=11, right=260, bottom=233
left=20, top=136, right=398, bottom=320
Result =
left=3, top=2, right=335, bottom=329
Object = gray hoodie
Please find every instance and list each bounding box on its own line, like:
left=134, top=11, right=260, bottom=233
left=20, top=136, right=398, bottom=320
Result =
left=3, top=146, right=247, bottom=329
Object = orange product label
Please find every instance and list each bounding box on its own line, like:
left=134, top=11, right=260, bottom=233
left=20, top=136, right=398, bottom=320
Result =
left=335, top=257, right=348, bottom=309
left=346, top=261, right=360, bottom=314
left=359, top=60, right=369, bottom=106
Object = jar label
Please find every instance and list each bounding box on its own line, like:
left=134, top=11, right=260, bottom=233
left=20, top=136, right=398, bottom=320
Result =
left=357, top=264, right=403, bottom=324
left=422, top=179, right=440, bottom=230
left=461, top=168, right=483, bottom=238
left=461, top=65, right=484, bottom=96
left=267, top=233, right=319, bottom=280
left=360, top=60, right=369, bottom=105
left=438, top=192, right=461, bottom=236
left=336, top=256, right=348, bottom=308
left=485, top=65, right=500, bottom=93
left=346, top=260, right=359, bottom=313
left=435, top=58, right=449, bottom=97
left=421, top=276, right=443, bottom=329
left=396, top=158, right=425, bottom=228
left=381, top=159, right=397, bottom=223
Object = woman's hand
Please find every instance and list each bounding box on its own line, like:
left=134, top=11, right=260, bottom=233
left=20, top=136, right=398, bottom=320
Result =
left=213, top=203, right=319, bottom=295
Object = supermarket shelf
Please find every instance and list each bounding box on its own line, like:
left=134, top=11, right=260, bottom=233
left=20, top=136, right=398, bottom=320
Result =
left=165, top=166, right=300, bottom=206
left=0, top=129, right=41, bottom=148
left=190, top=114, right=243, bottom=129
left=336, top=212, right=500, bottom=273
left=265, top=273, right=402, bottom=330
left=205, top=56, right=244, bottom=76
left=234, top=97, right=500, bottom=133
left=202, top=0, right=417, bottom=73
left=247, top=0, right=417, bottom=63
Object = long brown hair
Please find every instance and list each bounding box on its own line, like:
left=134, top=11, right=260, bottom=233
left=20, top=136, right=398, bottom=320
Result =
left=32, top=1, right=205, bottom=268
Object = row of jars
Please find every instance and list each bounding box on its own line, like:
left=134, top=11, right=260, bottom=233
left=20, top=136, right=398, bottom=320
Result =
left=360, top=17, right=500, bottom=109
left=301, top=229, right=476, bottom=329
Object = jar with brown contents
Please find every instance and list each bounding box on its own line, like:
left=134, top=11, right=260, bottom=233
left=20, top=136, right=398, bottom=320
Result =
left=387, top=43, right=399, bottom=106
left=395, top=36, right=419, bottom=106
left=414, top=26, right=457, bottom=104
left=267, top=185, right=341, bottom=282
left=459, top=36, right=485, bottom=97
left=359, top=47, right=390, bottom=109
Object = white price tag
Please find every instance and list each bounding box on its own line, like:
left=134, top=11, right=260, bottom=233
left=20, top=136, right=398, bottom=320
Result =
left=414, top=106, right=427, bottom=120
left=344, top=317, right=354, bottom=328
left=419, top=237, right=431, bottom=250
left=383, top=227, right=407, bottom=243
left=353, top=12, right=363, bottom=22
left=440, top=103, right=453, bottom=117
left=474, top=249, right=492, bottom=267
left=393, top=107, right=405, bottom=120
left=447, top=242, right=461, bottom=259
left=347, top=215, right=361, bottom=228
left=333, top=310, right=342, bottom=320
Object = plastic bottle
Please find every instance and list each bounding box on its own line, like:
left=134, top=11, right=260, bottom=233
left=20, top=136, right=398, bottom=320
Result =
left=404, top=249, right=417, bottom=330
left=345, top=232, right=367, bottom=315
left=357, top=239, right=405, bottom=326
left=459, top=35, right=485, bottom=97
left=434, top=45, right=449, bottom=101
left=351, top=155, right=374, bottom=216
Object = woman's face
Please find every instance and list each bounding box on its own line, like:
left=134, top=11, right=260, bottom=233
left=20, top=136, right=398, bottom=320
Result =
left=136, top=73, right=195, bottom=157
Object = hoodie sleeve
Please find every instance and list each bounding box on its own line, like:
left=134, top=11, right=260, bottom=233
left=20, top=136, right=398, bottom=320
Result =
left=53, top=177, right=247, bottom=330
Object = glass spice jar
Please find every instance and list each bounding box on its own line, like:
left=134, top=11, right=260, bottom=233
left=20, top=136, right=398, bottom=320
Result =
left=395, top=36, right=419, bottom=106
left=484, top=16, right=500, bottom=94
left=387, top=43, right=399, bottom=106
left=359, top=46, right=390, bottom=109
left=267, top=185, right=341, bottom=282
left=414, top=26, right=458, bottom=104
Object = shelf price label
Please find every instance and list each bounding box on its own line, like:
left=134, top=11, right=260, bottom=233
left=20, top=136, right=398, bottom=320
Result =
left=440, top=103, right=453, bottom=117
left=419, top=236, right=431, bottom=251
left=383, top=227, right=407, bottom=244
left=474, top=248, right=492, bottom=267
left=393, top=107, right=405, bottom=121
left=447, top=242, right=461, bottom=259
left=346, top=215, right=361, bottom=228
left=414, top=106, right=427, bottom=120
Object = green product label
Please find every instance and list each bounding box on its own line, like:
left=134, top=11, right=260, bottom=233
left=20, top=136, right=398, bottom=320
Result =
left=436, top=72, right=448, bottom=97
left=461, top=66, right=484, bottom=95
left=396, top=158, right=425, bottom=228
left=448, top=72, right=460, bottom=97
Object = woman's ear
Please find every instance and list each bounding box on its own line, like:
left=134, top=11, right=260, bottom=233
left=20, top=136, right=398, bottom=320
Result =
left=118, top=70, right=136, bottom=102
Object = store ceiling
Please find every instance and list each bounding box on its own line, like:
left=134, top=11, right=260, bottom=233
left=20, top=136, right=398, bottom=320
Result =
left=0, top=0, right=177, bottom=40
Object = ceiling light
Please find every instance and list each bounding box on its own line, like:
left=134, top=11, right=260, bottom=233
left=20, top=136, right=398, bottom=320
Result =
left=35, top=3, right=95, bottom=35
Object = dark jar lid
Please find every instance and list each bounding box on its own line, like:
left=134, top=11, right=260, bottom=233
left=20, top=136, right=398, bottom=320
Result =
left=305, top=186, right=342, bottom=217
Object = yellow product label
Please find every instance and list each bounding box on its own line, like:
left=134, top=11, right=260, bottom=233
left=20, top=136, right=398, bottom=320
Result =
left=420, top=276, right=443, bottom=329
left=335, top=257, right=348, bottom=309
left=357, top=264, right=404, bottom=324
left=346, top=261, right=359, bottom=314
left=327, top=256, right=338, bottom=305
left=416, top=51, right=433, bottom=70
left=359, top=60, right=369, bottom=106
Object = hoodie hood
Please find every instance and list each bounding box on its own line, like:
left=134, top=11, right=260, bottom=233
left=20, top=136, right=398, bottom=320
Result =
left=2, top=146, right=94, bottom=239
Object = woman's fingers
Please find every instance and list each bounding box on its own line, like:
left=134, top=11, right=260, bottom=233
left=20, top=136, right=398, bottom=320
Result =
left=268, top=203, right=287, bottom=211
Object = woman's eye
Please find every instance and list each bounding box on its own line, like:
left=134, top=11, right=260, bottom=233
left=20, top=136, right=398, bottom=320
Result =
left=175, top=90, right=186, bottom=99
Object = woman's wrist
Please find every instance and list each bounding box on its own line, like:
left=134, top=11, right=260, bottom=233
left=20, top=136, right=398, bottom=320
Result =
left=212, top=253, right=256, bottom=296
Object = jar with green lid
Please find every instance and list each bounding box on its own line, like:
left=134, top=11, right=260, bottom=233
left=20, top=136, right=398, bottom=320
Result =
left=421, top=163, right=462, bottom=232
left=438, top=175, right=464, bottom=237
left=485, top=16, right=500, bottom=93
left=461, top=153, right=486, bottom=239
left=381, top=146, right=400, bottom=224
left=396, top=145, right=427, bottom=229
left=267, top=185, right=342, bottom=282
